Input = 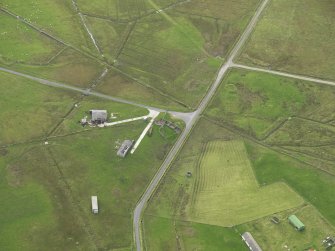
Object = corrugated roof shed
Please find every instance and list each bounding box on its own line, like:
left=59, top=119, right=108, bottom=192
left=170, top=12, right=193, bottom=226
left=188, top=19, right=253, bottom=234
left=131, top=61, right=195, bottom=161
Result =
left=288, top=215, right=305, bottom=231
left=117, top=140, right=134, bottom=158
left=90, top=110, right=107, bottom=123
left=242, top=232, right=262, bottom=251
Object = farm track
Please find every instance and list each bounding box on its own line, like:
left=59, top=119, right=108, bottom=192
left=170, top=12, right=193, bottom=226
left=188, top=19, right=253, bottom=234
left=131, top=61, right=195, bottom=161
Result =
left=232, top=63, right=335, bottom=87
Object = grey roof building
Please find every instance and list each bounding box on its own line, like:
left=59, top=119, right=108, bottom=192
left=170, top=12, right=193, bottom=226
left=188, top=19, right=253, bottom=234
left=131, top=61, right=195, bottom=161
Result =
left=242, top=232, right=262, bottom=251
left=117, top=140, right=134, bottom=158
left=90, top=110, right=107, bottom=123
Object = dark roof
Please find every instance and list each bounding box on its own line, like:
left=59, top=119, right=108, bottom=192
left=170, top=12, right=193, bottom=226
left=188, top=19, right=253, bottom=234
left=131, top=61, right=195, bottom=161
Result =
left=90, top=110, right=107, bottom=122
left=242, top=232, right=263, bottom=251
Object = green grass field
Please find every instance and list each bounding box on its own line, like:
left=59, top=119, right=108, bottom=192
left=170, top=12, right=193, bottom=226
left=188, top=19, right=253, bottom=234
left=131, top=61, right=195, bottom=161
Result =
left=1, top=0, right=96, bottom=53
left=173, top=0, right=260, bottom=58
left=246, top=142, right=335, bottom=226
left=114, top=13, right=219, bottom=108
left=265, top=117, right=335, bottom=146
left=0, top=144, right=93, bottom=250
left=0, top=13, right=62, bottom=64
left=0, top=108, right=179, bottom=250
left=190, top=140, right=303, bottom=226
left=144, top=119, right=305, bottom=250
left=6, top=48, right=104, bottom=88
left=1, top=0, right=263, bottom=110
left=76, top=0, right=178, bottom=21
left=237, top=0, right=335, bottom=80
left=2, top=0, right=335, bottom=250
left=206, top=69, right=335, bottom=138
left=0, top=71, right=79, bottom=145
left=144, top=215, right=248, bottom=251
left=75, top=0, right=261, bottom=109
left=96, top=68, right=187, bottom=111
left=238, top=205, right=335, bottom=251
left=47, top=122, right=179, bottom=249
left=0, top=69, right=182, bottom=249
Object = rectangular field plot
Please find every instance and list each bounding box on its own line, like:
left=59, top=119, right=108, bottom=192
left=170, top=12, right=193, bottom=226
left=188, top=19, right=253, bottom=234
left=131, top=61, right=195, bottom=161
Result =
left=237, top=0, right=335, bottom=80
left=190, top=140, right=303, bottom=226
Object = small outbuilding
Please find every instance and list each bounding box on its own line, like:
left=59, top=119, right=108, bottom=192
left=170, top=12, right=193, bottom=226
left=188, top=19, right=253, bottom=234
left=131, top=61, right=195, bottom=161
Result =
left=117, top=140, right=134, bottom=158
left=90, top=110, right=107, bottom=123
left=91, top=196, right=99, bottom=214
left=288, top=215, right=305, bottom=231
left=242, top=232, right=263, bottom=251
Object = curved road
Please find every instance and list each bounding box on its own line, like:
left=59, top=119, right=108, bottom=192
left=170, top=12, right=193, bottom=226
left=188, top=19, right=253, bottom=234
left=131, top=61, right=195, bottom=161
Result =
left=133, top=0, right=270, bottom=250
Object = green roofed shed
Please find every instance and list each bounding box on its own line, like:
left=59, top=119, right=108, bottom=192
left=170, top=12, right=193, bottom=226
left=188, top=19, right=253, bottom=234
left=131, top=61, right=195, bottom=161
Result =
left=288, top=215, right=305, bottom=231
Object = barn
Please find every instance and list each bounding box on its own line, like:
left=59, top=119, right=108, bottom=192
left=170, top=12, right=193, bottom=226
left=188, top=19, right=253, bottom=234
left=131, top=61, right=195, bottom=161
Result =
left=90, top=110, right=107, bottom=123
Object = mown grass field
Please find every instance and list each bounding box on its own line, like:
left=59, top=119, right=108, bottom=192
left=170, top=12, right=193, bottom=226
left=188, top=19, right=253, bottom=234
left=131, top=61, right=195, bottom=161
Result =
left=237, top=0, right=335, bottom=80
left=205, top=68, right=335, bottom=177
left=190, top=140, right=303, bottom=226
left=145, top=78, right=335, bottom=249
left=144, top=119, right=304, bottom=250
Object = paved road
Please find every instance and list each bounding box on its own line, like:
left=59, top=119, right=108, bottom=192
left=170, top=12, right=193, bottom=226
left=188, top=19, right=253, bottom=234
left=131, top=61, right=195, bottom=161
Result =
left=133, top=0, right=270, bottom=250
left=232, top=63, right=335, bottom=87
left=0, top=67, right=167, bottom=113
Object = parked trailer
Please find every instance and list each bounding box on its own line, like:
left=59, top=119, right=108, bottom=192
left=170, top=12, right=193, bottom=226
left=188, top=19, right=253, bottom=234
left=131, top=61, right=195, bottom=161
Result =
left=91, top=196, right=99, bottom=214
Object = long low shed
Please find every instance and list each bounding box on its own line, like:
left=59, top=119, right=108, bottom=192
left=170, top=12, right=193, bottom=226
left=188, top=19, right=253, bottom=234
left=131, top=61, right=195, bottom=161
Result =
left=288, top=215, right=305, bottom=231
left=242, top=232, right=263, bottom=251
